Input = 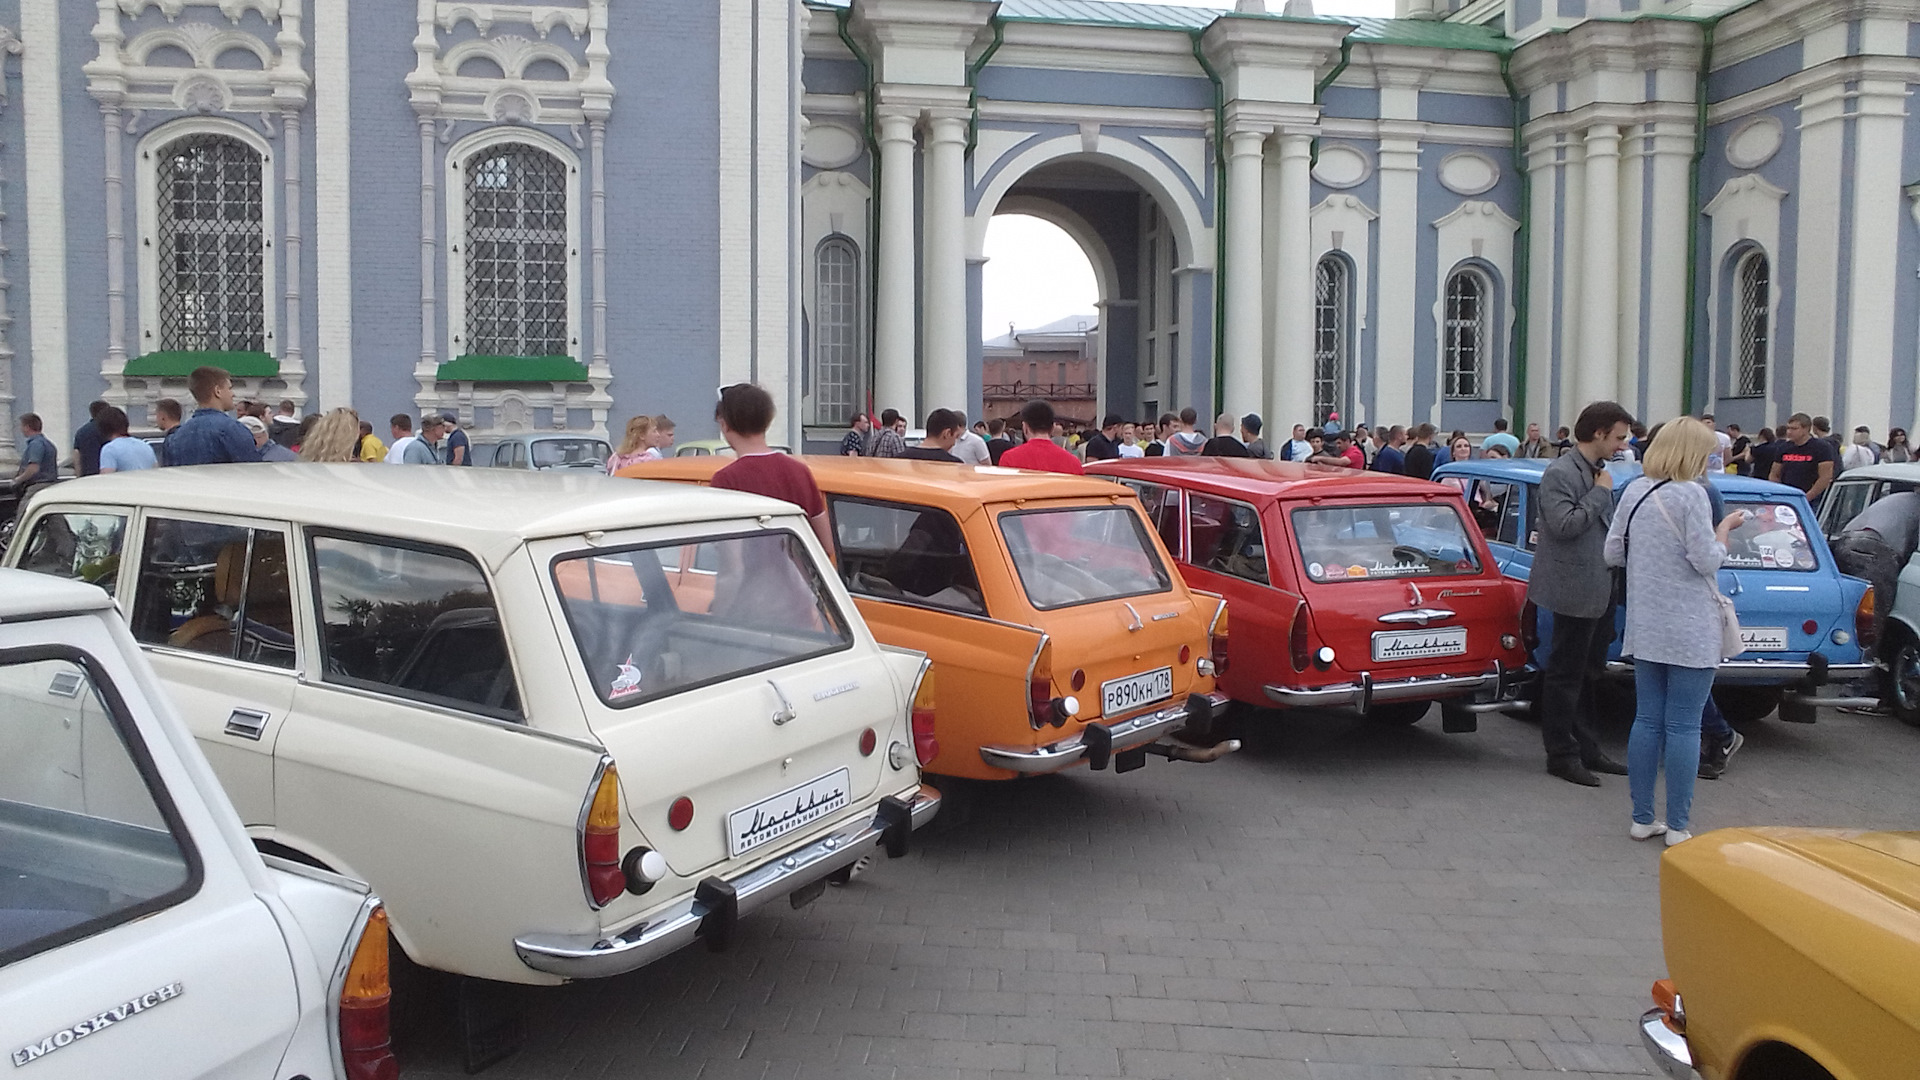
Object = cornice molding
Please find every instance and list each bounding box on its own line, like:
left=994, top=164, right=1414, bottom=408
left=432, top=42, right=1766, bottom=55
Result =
left=1510, top=15, right=1704, bottom=97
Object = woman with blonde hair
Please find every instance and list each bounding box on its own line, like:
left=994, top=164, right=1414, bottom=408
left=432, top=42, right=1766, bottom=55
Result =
left=1605, top=417, right=1746, bottom=847
left=607, top=415, right=656, bottom=474
left=297, top=408, right=362, bottom=463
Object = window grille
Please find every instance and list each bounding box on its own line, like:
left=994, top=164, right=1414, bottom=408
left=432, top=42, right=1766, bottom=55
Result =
left=1313, top=257, right=1350, bottom=426
left=157, top=134, right=265, bottom=353
left=464, top=143, right=568, bottom=357
left=1443, top=269, right=1487, bottom=400
left=813, top=237, right=860, bottom=424
left=1735, top=250, right=1769, bottom=398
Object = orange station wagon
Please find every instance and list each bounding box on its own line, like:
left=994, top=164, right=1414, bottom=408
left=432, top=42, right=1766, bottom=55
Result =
left=625, top=457, right=1233, bottom=783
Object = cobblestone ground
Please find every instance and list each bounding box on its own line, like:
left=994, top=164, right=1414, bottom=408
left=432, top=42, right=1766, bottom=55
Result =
left=403, top=704, right=1920, bottom=1079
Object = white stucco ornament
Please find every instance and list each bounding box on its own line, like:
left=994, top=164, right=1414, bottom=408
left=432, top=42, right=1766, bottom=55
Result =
left=1311, top=144, right=1371, bottom=190
left=1438, top=152, right=1499, bottom=197
left=802, top=123, right=862, bottom=170
left=1725, top=115, right=1784, bottom=170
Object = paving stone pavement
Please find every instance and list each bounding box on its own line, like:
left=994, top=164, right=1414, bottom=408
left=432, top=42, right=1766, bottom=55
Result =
left=402, top=704, right=1920, bottom=1079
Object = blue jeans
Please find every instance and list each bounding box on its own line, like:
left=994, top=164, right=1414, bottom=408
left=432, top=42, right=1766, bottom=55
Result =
left=1629, top=662, right=1715, bottom=831
left=1701, top=693, right=1730, bottom=744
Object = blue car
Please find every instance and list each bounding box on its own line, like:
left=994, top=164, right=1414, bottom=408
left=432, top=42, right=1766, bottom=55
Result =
left=1431, top=457, right=1874, bottom=723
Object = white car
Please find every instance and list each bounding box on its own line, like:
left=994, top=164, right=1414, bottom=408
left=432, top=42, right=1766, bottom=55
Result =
left=0, top=569, right=396, bottom=1080
left=1819, top=460, right=1920, bottom=725
left=6, top=467, right=939, bottom=1019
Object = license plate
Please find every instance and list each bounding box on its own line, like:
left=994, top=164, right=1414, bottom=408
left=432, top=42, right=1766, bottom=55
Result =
left=1739, top=627, right=1789, bottom=652
left=1371, top=626, right=1469, bottom=662
left=726, top=768, right=851, bottom=858
left=1102, top=666, right=1173, bottom=717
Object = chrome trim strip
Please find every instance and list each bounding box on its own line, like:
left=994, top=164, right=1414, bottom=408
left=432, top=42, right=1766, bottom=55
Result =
left=1376, top=607, right=1457, bottom=625
left=1605, top=659, right=1875, bottom=684
left=1265, top=670, right=1494, bottom=708
left=1636, top=1009, right=1693, bottom=1079
left=981, top=692, right=1229, bottom=773
left=1024, top=631, right=1053, bottom=730
left=514, top=785, right=941, bottom=980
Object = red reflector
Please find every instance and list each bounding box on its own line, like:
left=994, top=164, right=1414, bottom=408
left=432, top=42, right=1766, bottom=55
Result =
left=1802, top=619, right=1819, bottom=635
left=1178, top=645, right=1191, bottom=664
left=1070, top=668, right=1086, bottom=692
left=859, top=728, right=877, bottom=756
left=668, top=797, right=694, bottom=831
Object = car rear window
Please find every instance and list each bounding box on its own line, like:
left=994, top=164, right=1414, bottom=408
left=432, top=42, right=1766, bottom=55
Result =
left=553, top=530, right=852, bottom=707
left=998, top=506, right=1173, bottom=610
left=1291, top=503, right=1484, bottom=582
left=1723, top=501, right=1817, bottom=572
left=532, top=439, right=612, bottom=468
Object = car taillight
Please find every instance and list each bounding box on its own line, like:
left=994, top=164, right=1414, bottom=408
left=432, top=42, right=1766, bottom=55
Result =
left=910, top=662, right=938, bottom=766
left=1028, top=635, right=1056, bottom=727
left=1288, top=602, right=1309, bottom=671
left=1208, top=601, right=1229, bottom=676
left=1857, top=588, right=1877, bottom=647
left=582, top=763, right=622, bottom=908
left=339, top=904, right=399, bottom=1080
left=1520, top=599, right=1540, bottom=654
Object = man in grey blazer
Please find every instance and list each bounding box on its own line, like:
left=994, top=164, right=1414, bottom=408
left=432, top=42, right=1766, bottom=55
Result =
left=1530, top=401, right=1636, bottom=786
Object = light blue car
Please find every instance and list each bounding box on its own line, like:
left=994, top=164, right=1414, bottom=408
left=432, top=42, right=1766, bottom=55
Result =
left=1432, top=457, right=1874, bottom=724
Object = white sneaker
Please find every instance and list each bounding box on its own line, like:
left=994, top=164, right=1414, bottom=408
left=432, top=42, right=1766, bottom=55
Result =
left=1630, top=821, right=1668, bottom=841
left=1664, top=829, right=1693, bottom=847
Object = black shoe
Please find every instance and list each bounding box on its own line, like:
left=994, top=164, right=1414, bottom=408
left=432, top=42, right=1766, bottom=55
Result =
left=1548, top=760, right=1601, bottom=787
left=1583, top=754, right=1629, bottom=776
left=1697, top=755, right=1725, bottom=781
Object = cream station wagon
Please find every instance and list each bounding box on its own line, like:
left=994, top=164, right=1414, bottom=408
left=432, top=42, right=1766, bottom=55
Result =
left=6, top=467, right=940, bottom=1011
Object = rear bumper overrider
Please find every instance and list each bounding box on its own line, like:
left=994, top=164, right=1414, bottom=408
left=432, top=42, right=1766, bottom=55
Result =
left=1265, top=660, right=1524, bottom=713
left=1636, top=1008, right=1694, bottom=1080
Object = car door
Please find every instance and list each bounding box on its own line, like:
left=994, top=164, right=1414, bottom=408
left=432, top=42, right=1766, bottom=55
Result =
left=124, top=513, right=299, bottom=829
left=0, top=630, right=299, bottom=1080
left=1179, top=490, right=1292, bottom=702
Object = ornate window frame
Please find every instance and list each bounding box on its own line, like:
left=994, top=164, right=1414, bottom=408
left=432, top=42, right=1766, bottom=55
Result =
left=811, top=235, right=862, bottom=427
left=1442, top=266, right=1491, bottom=401
left=444, top=126, right=581, bottom=363
left=1731, top=245, right=1771, bottom=399
left=134, top=117, right=277, bottom=361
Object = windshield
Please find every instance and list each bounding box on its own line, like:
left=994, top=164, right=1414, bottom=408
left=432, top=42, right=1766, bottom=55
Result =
left=1724, top=500, right=1817, bottom=572
left=532, top=439, right=612, bottom=468
left=1292, top=503, right=1484, bottom=582
left=998, top=506, right=1172, bottom=610
left=552, top=531, right=852, bottom=707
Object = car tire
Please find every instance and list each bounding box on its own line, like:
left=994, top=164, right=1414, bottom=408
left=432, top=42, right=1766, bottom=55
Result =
left=1365, top=702, right=1429, bottom=726
left=1713, top=686, right=1783, bottom=726
left=1884, top=630, right=1920, bottom=729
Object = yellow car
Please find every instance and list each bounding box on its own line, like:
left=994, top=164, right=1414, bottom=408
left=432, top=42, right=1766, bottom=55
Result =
left=1643, top=827, right=1920, bottom=1079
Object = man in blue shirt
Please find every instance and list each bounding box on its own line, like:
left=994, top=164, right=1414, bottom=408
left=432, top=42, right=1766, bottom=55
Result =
left=72, top=399, right=109, bottom=476
left=165, top=366, right=261, bottom=466
left=8, top=413, right=59, bottom=523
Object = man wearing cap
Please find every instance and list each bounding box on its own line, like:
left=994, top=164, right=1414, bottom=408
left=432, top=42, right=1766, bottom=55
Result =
left=440, top=412, right=472, bottom=465
left=240, top=416, right=299, bottom=461
left=1241, top=414, right=1269, bottom=459
left=392, top=414, right=444, bottom=464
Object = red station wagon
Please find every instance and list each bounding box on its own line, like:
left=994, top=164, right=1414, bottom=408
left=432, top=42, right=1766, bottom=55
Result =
left=1086, top=459, right=1530, bottom=731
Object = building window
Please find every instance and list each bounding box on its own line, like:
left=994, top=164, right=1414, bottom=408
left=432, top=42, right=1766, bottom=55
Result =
left=463, top=142, right=568, bottom=357
left=1313, top=256, right=1351, bottom=426
left=1443, top=268, right=1488, bottom=400
left=813, top=237, right=860, bottom=425
left=1735, top=249, right=1769, bottom=398
left=155, top=133, right=266, bottom=353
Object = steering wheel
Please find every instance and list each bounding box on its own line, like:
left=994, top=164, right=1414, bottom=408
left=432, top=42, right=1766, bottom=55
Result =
left=1392, top=544, right=1431, bottom=565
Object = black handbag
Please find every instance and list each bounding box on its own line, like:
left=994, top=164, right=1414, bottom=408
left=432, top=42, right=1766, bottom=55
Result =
left=1611, top=478, right=1672, bottom=608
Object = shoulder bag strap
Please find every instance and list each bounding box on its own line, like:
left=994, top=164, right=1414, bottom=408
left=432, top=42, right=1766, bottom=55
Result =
left=1620, top=478, right=1671, bottom=551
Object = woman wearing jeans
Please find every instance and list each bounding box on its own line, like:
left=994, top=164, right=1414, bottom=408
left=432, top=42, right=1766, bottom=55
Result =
left=1605, top=418, right=1746, bottom=846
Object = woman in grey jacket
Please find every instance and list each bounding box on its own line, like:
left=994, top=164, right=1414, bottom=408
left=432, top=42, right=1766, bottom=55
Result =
left=1604, top=417, right=1746, bottom=847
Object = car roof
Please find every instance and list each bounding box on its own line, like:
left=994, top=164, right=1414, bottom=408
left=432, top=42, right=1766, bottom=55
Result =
left=1087, top=457, right=1466, bottom=501
left=30, top=464, right=802, bottom=571
left=1610, top=463, right=1810, bottom=500
left=631, top=454, right=1136, bottom=503
left=0, top=568, right=116, bottom=621
left=1429, top=458, right=1551, bottom=481
left=488, top=431, right=610, bottom=445
left=1830, top=462, right=1920, bottom=483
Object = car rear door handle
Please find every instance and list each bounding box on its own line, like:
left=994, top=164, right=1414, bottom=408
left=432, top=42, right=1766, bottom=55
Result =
left=1377, top=607, right=1457, bottom=625
left=224, top=708, right=270, bottom=741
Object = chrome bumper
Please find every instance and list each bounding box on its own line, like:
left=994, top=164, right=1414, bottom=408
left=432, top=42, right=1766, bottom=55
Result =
left=513, top=784, right=940, bottom=980
left=1606, top=658, right=1874, bottom=686
left=1637, top=1008, right=1695, bottom=1079
left=978, top=691, right=1231, bottom=774
left=1265, top=668, right=1494, bottom=710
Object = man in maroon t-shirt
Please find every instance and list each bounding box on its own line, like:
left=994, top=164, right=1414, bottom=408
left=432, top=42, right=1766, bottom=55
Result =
left=711, top=383, right=834, bottom=556
left=998, top=400, right=1084, bottom=475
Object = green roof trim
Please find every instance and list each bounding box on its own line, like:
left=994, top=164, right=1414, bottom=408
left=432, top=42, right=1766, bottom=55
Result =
left=124, top=350, right=278, bottom=378
left=436, top=354, right=589, bottom=383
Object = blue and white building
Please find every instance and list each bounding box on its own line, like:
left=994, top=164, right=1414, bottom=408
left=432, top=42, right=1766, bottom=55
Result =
left=0, top=0, right=1916, bottom=456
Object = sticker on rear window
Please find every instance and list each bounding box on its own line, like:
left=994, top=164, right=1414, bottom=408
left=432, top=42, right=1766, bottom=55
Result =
left=609, top=655, right=644, bottom=699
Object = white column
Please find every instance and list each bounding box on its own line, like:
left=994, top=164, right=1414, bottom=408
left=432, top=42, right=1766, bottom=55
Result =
left=1792, top=81, right=1846, bottom=420
left=1221, top=128, right=1265, bottom=417
left=1644, top=123, right=1693, bottom=423
left=280, top=111, right=303, bottom=387
left=873, top=110, right=918, bottom=419
left=314, top=0, right=352, bottom=411
left=1375, top=132, right=1419, bottom=425
left=1845, top=78, right=1905, bottom=435
left=101, top=106, right=127, bottom=376
left=1270, top=131, right=1315, bottom=429
left=1558, top=134, right=1586, bottom=424
left=22, top=0, right=69, bottom=448
left=415, top=117, right=437, bottom=403
left=1577, top=124, right=1620, bottom=407
left=921, top=113, right=968, bottom=417
left=1614, top=123, right=1645, bottom=414
left=1524, top=136, right=1558, bottom=428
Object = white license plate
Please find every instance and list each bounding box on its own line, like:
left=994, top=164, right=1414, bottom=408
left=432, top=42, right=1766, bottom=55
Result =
left=1739, top=627, right=1789, bottom=652
left=726, top=768, right=851, bottom=858
left=1102, top=666, right=1173, bottom=717
left=1371, top=626, right=1470, bottom=662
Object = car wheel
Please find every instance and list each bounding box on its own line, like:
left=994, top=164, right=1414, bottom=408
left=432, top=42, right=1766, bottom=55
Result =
left=1365, top=701, right=1429, bottom=726
left=1885, top=632, right=1920, bottom=729
left=1713, top=686, right=1782, bottom=726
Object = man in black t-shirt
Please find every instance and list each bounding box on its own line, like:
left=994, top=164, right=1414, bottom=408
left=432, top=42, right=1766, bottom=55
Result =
left=1769, top=413, right=1837, bottom=501
left=1082, top=414, right=1124, bottom=461
left=901, top=408, right=964, bottom=463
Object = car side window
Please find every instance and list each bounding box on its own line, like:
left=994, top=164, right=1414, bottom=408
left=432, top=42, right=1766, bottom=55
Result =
left=17, top=513, right=127, bottom=596
left=1121, top=481, right=1184, bottom=559
left=829, top=496, right=986, bottom=614
left=1821, top=481, right=1876, bottom=535
left=1468, top=481, right=1513, bottom=542
left=0, top=651, right=196, bottom=969
left=1187, top=493, right=1269, bottom=586
left=130, top=518, right=297, bottom=670
left=308, top=533, right=521, bottom=719
left=1495, top=484, right=1530, bottom=548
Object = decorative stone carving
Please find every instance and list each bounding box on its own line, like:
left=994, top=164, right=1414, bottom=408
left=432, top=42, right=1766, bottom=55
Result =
left=489, top=88, right=538, bottom=124
left=1725, top=115, right=1784, bottom=170
left=174, top=74, right=230, bottom=114
left=1311, top=143, right=1372, bottom=190
left=1437, top=151, right=1500, bottom=197
left=801, top=122, right=862, bottom=170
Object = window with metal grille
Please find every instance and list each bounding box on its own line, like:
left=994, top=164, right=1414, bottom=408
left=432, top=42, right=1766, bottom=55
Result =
left=157, top=134, right=265, bottom=353
left=1735, top=249, right=1769, bottom=398
left=812, top=237, right=860, bottom=425
left=1313, top=256, right=1350, bottom=426
left=464, top=143, right=568, bottom=357
left=1443, top=269, right=1488, bottom=400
